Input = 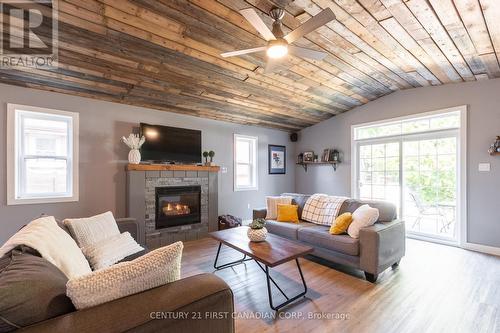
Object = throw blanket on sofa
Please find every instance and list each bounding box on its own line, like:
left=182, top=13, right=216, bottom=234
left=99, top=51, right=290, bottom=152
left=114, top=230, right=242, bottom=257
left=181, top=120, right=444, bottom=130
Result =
left=301, top=194, right=348, bottom=226
left=0, top=216, right=92, bottom=279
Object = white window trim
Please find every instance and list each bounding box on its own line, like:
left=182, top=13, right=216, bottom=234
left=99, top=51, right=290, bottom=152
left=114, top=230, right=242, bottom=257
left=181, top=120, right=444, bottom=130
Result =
left=350, top=105, right=467, bottom=248
left=233, top=134, right=258, bottom=192
left=7, top=104, right=79, bottom=205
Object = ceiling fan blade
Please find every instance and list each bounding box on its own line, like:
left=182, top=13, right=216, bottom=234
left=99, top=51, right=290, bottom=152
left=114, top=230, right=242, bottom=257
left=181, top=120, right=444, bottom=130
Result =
left=289, top=45, right=327, bottom=60
left=284, top=8, right=336, bottom=44
left=240, top=8, right=276, bottom=41
left=220, top=46, right=266, bottom=58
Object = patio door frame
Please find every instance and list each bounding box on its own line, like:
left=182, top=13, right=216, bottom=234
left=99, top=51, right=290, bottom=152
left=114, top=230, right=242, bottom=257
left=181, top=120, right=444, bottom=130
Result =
left=351, top=106, right=467, bottom=248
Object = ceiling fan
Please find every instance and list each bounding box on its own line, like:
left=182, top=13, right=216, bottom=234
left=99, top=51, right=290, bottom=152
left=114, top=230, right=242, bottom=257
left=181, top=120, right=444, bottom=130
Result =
left=221, top=7, right=336, bottom=72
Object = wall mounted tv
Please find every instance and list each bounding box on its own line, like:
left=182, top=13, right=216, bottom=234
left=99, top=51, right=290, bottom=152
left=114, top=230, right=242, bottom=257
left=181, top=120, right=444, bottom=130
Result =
left=140, top=123, right=202, bottom=164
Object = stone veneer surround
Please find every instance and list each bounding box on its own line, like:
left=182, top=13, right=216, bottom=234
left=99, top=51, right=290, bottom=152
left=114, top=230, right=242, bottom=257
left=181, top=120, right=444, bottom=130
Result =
left=127, top=167, right=219, bottom=249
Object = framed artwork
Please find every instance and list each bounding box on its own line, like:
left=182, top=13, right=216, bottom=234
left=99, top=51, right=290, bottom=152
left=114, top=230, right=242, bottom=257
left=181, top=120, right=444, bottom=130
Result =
left=268, top=145, right=286, bottom=174
left=322, top=149, right=332, bottom=162
left=303, top=151, right=314, bottom=162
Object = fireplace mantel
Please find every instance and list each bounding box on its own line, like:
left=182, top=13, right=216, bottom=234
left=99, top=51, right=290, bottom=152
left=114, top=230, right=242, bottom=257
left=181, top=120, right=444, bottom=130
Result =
left=127, top=163, right=220, bottom=172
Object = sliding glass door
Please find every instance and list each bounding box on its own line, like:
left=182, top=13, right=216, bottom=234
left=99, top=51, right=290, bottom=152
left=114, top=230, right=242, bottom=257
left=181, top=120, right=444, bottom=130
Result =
left=402, top=133, right=457, bottom=240
left=353, top=109, right=464, bottom=244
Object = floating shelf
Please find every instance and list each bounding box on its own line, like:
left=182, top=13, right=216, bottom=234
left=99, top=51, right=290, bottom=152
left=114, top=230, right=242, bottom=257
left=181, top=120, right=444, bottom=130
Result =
left=490, top=151, right=500, bottom=156
left=296, top=161, right=339, bottom=172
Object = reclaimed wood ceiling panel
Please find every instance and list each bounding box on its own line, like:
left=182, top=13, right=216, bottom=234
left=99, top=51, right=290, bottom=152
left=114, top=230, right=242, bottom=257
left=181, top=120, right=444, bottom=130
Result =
left=1, top=0, right=500, bottom=131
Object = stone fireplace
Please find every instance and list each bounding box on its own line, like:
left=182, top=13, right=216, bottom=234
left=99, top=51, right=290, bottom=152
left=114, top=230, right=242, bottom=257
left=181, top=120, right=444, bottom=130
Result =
left=126, top=165, right=219, bottom=249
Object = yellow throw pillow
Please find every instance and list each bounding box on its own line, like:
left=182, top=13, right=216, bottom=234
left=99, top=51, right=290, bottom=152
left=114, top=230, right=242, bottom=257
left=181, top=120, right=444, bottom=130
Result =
left=276, top=204, right=299, bottom=223
left=329, top=213, right=353, bottom=235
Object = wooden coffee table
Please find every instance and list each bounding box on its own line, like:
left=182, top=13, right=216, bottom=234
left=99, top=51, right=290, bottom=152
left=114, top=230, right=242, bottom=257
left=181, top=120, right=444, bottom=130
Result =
left=210, top=226, right=313, bottom=311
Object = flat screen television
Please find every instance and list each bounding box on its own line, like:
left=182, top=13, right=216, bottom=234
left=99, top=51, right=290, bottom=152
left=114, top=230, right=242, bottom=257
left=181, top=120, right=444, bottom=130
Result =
left=140, top=123, right=201, bottom=164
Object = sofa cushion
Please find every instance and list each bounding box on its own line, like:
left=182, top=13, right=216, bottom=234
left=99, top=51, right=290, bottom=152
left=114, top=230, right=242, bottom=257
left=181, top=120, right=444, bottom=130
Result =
left=0, top=246, right=75, bottom=332
left=67, top=241, right=183, bottom=310
left=276, top=204, right=299, bottom=223
left=347, top=205, right=379, bottom=239
left=64, top=211, right=121, bottom=248
left=265, top=220, right=315, bottom=240
left=298, top=226, right=360, bottom=256
left=330, top=212, right=353, bottom=235
left=339, top=199, right=397, bottom=222
left=281, top=193, right=311, bottom=219
left=82, top=232, right=144, bottom=270
left=265, top=196, right=293, bottom=220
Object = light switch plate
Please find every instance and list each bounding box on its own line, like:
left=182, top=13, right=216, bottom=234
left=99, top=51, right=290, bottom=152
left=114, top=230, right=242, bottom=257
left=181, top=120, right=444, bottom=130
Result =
left=478, top=163, right=490, bottom=172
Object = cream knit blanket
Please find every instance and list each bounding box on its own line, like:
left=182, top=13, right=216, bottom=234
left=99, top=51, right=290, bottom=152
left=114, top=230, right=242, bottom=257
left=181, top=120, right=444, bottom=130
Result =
left=0, top=216, right=92, bottom=278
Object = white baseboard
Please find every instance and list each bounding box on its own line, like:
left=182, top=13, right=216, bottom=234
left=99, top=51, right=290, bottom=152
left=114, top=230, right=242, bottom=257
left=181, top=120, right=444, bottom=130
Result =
left=463, top=242, right=500, bottom=257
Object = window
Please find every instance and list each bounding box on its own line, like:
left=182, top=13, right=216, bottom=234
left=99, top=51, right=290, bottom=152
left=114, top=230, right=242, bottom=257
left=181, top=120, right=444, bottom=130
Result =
left=7, top=104, right=79, bottom=205
left=234, top=134, right=258, bottom=191
left=354, top=110, right=460, bottom=140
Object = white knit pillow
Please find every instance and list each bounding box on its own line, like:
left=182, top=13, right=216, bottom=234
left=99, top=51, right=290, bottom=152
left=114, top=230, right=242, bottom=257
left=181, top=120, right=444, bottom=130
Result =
left=347, top=205, right=380, bottom=239
left=64, top=211, right=120, bottom=248
left=265, top=196, right=292, bottom=220
left=67, top=241, right=183, bottom=309
left=82, top=232, right=144, bottom=270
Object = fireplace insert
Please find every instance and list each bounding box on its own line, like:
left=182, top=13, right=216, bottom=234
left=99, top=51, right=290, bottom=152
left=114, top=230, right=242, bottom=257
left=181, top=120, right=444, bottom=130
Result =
left=155, top=186, right=201, bottom=229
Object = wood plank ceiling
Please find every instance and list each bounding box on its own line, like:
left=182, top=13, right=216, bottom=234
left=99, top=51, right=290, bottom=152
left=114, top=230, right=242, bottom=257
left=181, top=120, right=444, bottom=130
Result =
left=1, top=0, right=500, bottom=132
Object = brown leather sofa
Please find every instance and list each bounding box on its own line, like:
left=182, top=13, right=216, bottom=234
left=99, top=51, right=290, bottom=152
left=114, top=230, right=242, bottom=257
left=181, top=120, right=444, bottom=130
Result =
left=254, top=193, right=405, bottom=282
left=3, top=218, right=235, bottom=333
left=20, top=273, right=234, bottom=333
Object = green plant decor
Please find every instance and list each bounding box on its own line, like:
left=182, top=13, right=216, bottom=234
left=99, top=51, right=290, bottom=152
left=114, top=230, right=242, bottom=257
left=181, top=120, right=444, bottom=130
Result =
left=208, top=150, right=215, bottom=162
left=202, top=151, right=209, bottom=163
left=250, top=218, right=266, bottom=230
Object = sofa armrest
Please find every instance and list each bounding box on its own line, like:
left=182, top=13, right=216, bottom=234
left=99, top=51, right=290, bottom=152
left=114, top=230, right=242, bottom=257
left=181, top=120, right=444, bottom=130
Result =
left=116, top=217, right=145, bottom=247
left=359, top=220, right=406, bottom=275
left=20, top=273, right=234, bottom=333
left=252, top=208, right=267, bottom=219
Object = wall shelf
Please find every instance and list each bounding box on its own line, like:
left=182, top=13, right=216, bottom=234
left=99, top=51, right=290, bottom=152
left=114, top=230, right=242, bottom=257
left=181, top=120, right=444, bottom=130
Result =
left=490, top=152, right=500, bottom=156
left=296, top=161, right=339, bottom=172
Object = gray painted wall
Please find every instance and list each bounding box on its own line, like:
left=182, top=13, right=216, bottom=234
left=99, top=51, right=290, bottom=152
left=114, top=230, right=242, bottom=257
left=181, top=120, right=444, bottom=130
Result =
left=0, top=83, right=295, bottom=244
left=296, top=78, right=500, bottom=248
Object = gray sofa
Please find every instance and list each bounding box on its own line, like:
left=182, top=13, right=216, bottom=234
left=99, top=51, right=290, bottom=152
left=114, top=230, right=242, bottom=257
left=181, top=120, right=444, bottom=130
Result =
left=253, top=193, right=405, bottom=282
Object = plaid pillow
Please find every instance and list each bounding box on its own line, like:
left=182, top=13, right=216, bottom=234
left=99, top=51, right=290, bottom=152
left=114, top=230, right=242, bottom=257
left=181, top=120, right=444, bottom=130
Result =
left=301, top=194, right=348, bottom=226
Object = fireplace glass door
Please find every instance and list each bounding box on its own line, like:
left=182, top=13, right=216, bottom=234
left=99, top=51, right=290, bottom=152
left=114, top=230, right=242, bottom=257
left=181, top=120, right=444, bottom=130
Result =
left=155, top=186, right=201, bottom=229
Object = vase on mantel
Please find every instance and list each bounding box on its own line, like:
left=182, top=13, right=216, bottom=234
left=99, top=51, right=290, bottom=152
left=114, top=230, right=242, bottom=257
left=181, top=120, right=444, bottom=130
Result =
left=128, top=149, right=141, bottom=164
left=122, top=134, right=145, bottom=165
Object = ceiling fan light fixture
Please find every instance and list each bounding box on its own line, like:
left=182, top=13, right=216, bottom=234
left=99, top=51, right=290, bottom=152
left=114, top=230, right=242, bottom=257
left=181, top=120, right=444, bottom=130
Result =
left=266, top=39, right=288, bottom=58
left=267, top=44, right=288, bottom=58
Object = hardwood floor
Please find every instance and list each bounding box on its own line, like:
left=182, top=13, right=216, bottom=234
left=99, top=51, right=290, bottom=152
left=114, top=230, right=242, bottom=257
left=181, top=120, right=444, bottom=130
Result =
left=181, top=237, right=500, bottom=333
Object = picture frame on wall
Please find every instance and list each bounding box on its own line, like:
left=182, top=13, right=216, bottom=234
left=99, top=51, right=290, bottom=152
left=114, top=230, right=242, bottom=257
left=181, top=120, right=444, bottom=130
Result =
left=322, top=149, right=332, bottom=162
left=303, top=151, right=314, bottom=162
left=268, top=145, right=286, bottom=174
